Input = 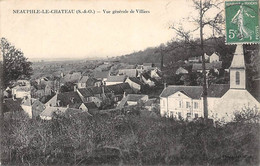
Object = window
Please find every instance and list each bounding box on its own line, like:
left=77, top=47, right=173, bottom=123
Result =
left=195, top=113, right=198, bottom=118
left=186, top=102, right=190, bottom=108
left=236, top=71, right=240, bottom=85
left=194, top=102, right=198, bottom=109
left=187, top=113, right=191, bottom=118
left=179, top=101, right=182, bottom=108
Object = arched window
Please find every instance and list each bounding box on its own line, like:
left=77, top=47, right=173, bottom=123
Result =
left=236, top=71, right=240, bottom=85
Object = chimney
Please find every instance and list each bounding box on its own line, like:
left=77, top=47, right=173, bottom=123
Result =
left=74, top=85, right=77, bottom=92
left=164, top=82, right=167, bottom=89
left=102, top=85, right=105, bottom=96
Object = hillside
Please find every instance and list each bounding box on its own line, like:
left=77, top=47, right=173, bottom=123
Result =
left=117, top=37, right=258, bottom=70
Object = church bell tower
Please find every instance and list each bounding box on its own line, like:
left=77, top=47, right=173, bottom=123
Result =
left=229, top=44, right=246, bottom=89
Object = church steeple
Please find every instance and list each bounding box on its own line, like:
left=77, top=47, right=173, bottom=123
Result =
left=229, top=44, right=246, bottom=89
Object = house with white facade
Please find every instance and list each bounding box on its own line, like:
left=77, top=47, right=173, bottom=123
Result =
left=160, top=86, right=203, bottom=120
left=125, top=77, right=143, bottom=93
left=209, top=52, right=220, bottom=63
left=160, top=45, right=260, bottom=122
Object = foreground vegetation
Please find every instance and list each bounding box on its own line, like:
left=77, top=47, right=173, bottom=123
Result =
left=1, top=108, right=259, bottom=166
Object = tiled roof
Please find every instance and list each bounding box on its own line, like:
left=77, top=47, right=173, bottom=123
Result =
left=207, top=84, right=229, bottom=98
left=118, top=69, right=137, bottom=77
left=94, top=71, right=109, bottom=79
left=57, top=91, right=83, bottom=107
left=160, top=86, right=203, bottom=99
left=78, top=76, right=89, bottom=83
left=107, top=83, right=133, bottom=94
left=143, top=63, right=153, bottom=66
left=127, top=77, right=143, bottom=85
left=230, top=45, right=245, bottom=69
left=127, top=94, right=147, bottom=101
left=117, top=94, right=148, bottom=108
left=40, top=107, right=67, bottom=117
left=192, top=62, right=222, bottom=71
left=106, top=75, right=126, bottom=82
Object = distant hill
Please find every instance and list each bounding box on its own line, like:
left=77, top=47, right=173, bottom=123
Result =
left=117, top=37, right=241, bottom=69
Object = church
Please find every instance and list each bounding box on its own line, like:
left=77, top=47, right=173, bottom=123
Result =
left=209, top=45, right=260, bottom=122
left=159, top=45, right=259, bottom=122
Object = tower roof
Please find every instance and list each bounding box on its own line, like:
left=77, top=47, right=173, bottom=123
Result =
left=230, top=44, right=245, bottom=69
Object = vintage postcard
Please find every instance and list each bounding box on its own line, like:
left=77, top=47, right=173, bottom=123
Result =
left=0, top=0, right=259, bottom=165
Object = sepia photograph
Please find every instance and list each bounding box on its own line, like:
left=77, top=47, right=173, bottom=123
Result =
left=0, top=0, right=259, bottom=165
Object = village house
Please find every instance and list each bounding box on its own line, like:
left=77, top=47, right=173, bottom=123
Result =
left=94, top=71, right=110, bottom=83
left=144, top=98, right=158, bottom=111
left=175, top=67, right=189, bottom=75
left=192, top=61, right=222, bottom=74
left=118, top=69, right=137, bottom=77
left=79, top=102, right=99, bottom=114
left=11, top=85, right=31, bottom=99
left=106, top=75, right=126, bottom=86
left=61, top=72, right=82, bottom=83
left=45, top=91, right=83, bottom=108
left=160, top=86, right=203, bottom=120
left=77, top=76, right=89, bottom=88
left=150, top=68, right=162, bottom=80
left=21, top=96, right=46, bottom=118
left=143, top=63, right=154, bottom=71
left=77, top=86, right=111, bottom=108
left=160, top=45, right=260, bottom=122
left=40, top=107, right=83, bottom=120
left=141, top=72, right=157, bottom=87
left=188, top=57, right=200, bottom=63
left=117, top=94, right=149, bottom=108
left=125, top=77, right=144, bottom=93
left=107, top=83, right=134, bottom=103
left=209, top=52, right=220, bottom=63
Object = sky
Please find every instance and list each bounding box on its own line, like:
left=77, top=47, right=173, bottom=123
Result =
left=0, top=0, right=221, bottom=60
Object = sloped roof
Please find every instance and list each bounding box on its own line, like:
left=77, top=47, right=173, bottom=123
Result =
left=192, top=62, right=222, bottom=71
left=118, top=69, right=137, bottom=77
left=207, top=84, right=229, bottom=98
left=40, top=107, right=67, bottom=117
left=230, top=45, right=245, bottom=69
left=127, top=94, right=148, bottom=101
left=107, top=83, right=133, bottom=94
left=160, top=86, right=203, bottom=99
left=94, top=71, right=109, bottom=79
left=57, top=91, right=83, bottom=107
left=144, top=98, right=157, bottom=106
left=143, top=63, right=153, bottom=66
left=127, top=77, right=143, bottom=85
left=78, top=86, right=112, bottom=98
left=78, top=76, right=89, bottom=83
left=106, top=75, right=126, bottom=82
left=86, top=77, right=99, bottom=86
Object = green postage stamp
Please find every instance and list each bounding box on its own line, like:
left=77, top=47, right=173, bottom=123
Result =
left=225, top=0, right=259, bottom=44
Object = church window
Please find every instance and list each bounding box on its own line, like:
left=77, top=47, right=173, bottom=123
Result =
left=236, top=71, right=240, bottom=85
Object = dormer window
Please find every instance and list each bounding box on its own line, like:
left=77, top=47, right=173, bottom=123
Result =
left=236, top=71, right=240, bottom=85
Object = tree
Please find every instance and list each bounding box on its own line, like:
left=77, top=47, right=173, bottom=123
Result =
left=170, top=0, right=224, bottom=120
left=0, top=38, right=33, bottom=87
